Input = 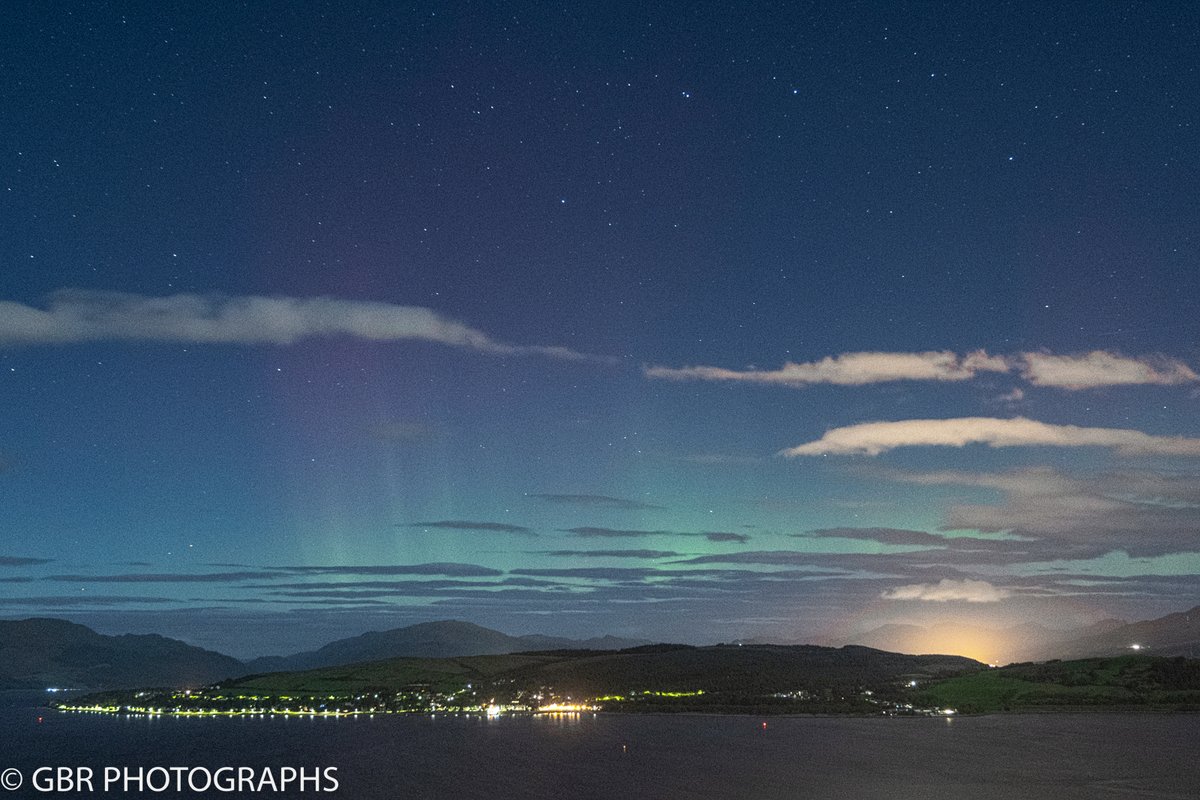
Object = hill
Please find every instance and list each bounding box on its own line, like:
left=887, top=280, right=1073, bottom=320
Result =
left=65, top=643, right=983, bottom=716
left=220, top=643, right=981, bottom=713
left=0, top=618, right=245, bottom=690
left=916, top=654, right=1200, bottom=713
left=244, top=620, right=648, bottom=672
left=1052, top=606, right=1200, bottom=660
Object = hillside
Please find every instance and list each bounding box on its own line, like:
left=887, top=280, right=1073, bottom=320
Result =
left=1053, top=606, right=1200, bottom=660
left=66, top=643, right=983, bottom=716
left=0, top=618, right=245, bottom=690
left=916, top=655, right=1200, bottom=713
left=245, top=619, right=648, bottom=672
left=226, top=643, right=980, bottom=706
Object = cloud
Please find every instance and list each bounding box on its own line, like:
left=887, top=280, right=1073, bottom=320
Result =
left=0, top=556, right=52, bottom=566
left=526, top=493, right=663, bottom=510
left=646, top=349, right=1196, bottom=391
left=252, top=579, right=499, bottom=592
left=881, top=465, right=1083, bottom=496
left=544, top=549, right=682, bottom=559
left=46, top=571, right=278, bottom=583
left=562, top=526, right=675, bottom=538
left=675, top=453, right=762, bottom=465
left=991, top=387, right=1025, bottom=405
left=511, top=567, right=660, bottom=581
left=282, top=563, right=505, bottom=577
left=703, top=531, right=750, bottom=543
left=407, top=520, right=534, bottom=534
left=0, top=595, right=179, bottom=606
left=676, top=551, right=863, bottom=568
left=0, top=289, right=607, bottom=362
left=888, top=467, right=1200, bottom=557
left=781, top=417, right=1200, bottom=457
left=672, top=540, right=1097, bottom=571
left=645, top=350, right=1007, bottom=387
left=803, top=527, right=951, bottom=546
left=1020, top=351, right=1198, bottom=389
left=560, top=527, right=749, bottom=543
left=881, top=579, right=1011, bottom=603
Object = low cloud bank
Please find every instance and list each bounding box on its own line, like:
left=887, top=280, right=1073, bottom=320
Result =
left=881, top=578, right=1011, bottom=603
left=781, top=417, right=1200, bottom=457
left=646, top=349, right=1196, bottom=390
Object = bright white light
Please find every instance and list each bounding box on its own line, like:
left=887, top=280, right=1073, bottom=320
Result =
left=1130, top=643, right=1143, bottom=651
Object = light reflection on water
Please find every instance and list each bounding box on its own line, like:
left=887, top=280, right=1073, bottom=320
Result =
left=3, top=694, right=1199, bottom=799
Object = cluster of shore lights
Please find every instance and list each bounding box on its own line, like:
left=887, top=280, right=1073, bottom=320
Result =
left=58, top=705, right=374, bottom=718
left=60, top=700, right=602, bottom=719
left=536, top=703, right=597, bottom=713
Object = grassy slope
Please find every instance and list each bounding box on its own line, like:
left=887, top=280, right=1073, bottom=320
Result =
left=917, top=655, right=1200, bottom=713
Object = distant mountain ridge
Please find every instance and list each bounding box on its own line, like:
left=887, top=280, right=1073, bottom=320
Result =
left=1053, top=605, right=1200, bottom=660
left=6, top=606, right=1197, bottom=692
left=244, top=620, right=649, bottom=673
left=0, top=617, right=649, bottom=690
left=0, top=618, right=244, bottom=690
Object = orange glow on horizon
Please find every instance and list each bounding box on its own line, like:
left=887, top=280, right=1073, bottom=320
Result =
left=904, top=629, right=1003, bottom=664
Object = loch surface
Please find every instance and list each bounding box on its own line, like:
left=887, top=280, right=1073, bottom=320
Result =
left=3, top=694, right=1197, bottom=799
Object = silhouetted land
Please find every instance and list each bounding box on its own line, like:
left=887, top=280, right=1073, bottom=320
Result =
left=59, top=646, right=1200, bottom=717
left=61, top=644, right=981, bottom=715
left=916, top=654, right=1200, bottom=713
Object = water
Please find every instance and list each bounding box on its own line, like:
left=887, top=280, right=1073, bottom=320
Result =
left=3, top=692, right=1198, bottom=799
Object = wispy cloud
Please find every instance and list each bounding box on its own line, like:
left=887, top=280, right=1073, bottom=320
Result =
left=512, top=567, right=660, bottom=581
left=561, top=527, right=749, bottom=543
left=675, top=453, right=762, bottom=465
left=562, top=526, right=674, bottom=538
left=0, top=595, right=180, bottom=606
left=889, top=466, right=1200, bottom=557
left=645, top=350, right=1007, bottom=387
left=1020, top=351, right=1198, bottom=389
left=990, top=387, right=1025, bottom=406
left=282, top=563, right=505, bottom=577
left=646, top=349, right=1196, bottom=390
left=46, top=571, right=278, bottom=583
left=0, top=556, right=52, bottom=567
left=781, top=417, right=1200, bottom=457
left=526, top=493, right=663, bottom=510
left=881, top=578, right=1011, bottom=603
left=703, top=532, right=751, bottom=543
left=407, top=520, right=535, bottom=535
left=802, top=527, right=951, bottom=546
left=0, top=290, right=607, bottom=362
left=543, top=549, right=682, bottom=559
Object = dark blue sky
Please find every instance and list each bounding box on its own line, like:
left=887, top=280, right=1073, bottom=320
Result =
left=2, top=1, right=1198, bottom=658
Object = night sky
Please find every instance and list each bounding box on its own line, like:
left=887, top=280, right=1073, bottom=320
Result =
left=2, top=2, right=1199, bottom=659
